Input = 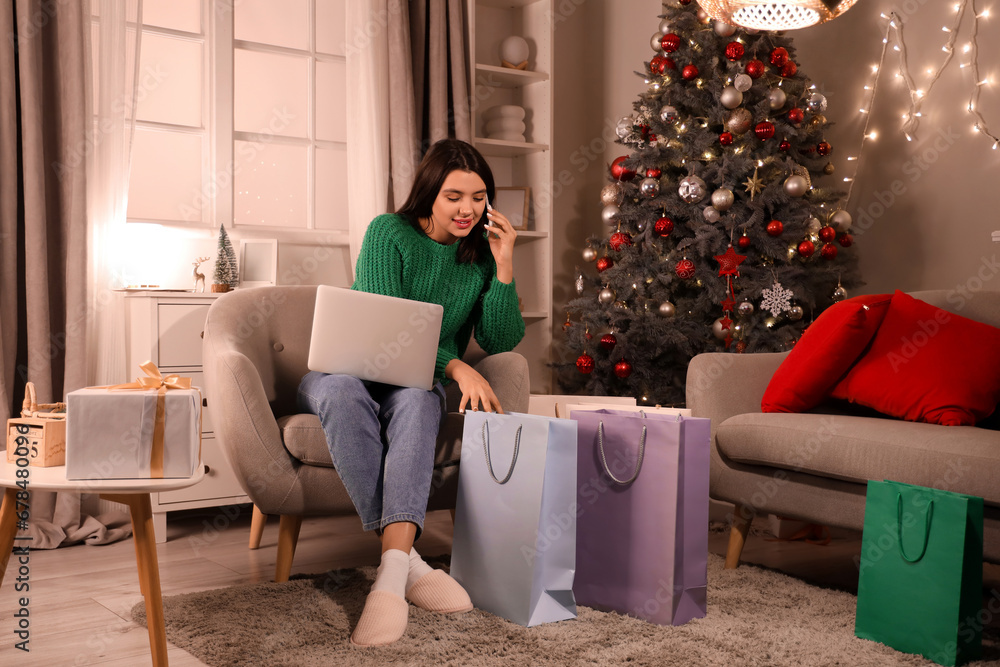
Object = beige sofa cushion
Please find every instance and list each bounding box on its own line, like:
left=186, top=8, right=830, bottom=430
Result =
left=716, top=412, right=1000, bottom=505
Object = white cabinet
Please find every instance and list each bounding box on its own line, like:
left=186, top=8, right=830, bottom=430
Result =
left=125, top=292, right=249, bottom=542
left=467, top=0, right=554, bottom=393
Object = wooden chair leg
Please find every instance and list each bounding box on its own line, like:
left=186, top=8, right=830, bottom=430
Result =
left=274, top=514, right=303, bottom=583
left=725, top=503, right=754, bottom=569
left=249, top=505, right=267, bottom=549
left=0, top=488, right=19, bottom=590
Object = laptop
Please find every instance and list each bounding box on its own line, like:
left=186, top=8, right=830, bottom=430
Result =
left=307, top=285, right=444, bottom=390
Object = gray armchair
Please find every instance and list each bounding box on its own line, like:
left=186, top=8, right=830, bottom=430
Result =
left=202, top=286, right=530, bottom=581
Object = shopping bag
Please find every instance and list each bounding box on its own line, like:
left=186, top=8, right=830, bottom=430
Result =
left=855, top=480, right=984, bottom=666
left=450, top=411, right=578, bottom=627
left=570, top=408, right=710, bottom=625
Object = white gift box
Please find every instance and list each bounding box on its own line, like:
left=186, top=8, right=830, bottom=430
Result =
left=66, top=386, right=201, bottom=480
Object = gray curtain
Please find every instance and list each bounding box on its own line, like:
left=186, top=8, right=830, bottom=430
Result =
left=1, top=0, right=131, bottom=548
left=387, top=0, right=470, bottom=209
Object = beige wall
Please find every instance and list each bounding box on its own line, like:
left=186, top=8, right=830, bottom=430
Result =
left=552, top=0, right=1000, bottom=359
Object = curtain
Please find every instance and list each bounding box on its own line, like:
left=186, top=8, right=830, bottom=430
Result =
left=346, top=0, right=470, bottom=268
left=0, top=0, right=132, bottom=548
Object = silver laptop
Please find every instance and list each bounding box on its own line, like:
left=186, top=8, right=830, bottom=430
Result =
left=307, top=285, right=444, bottom=390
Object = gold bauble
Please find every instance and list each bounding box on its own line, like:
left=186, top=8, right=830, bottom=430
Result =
left=823, top=162, right=835, bottom=175
left=809, top=114, right=827, bottom=128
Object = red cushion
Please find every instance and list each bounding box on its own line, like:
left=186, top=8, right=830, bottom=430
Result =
left=831, top=290, right=1000, bottom=426
left=761, top=294, right=892, bottom=413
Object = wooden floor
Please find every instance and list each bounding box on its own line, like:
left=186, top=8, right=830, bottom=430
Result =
left=0, top=505, right=993, bottom=665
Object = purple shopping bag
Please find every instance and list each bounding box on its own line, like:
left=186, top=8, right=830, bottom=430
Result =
left=569, top=408, right=710, bottom=626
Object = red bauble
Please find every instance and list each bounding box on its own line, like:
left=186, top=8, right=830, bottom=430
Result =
left=767, top=220, right=784, bottom=237
left=779, top=139, right=791, bottom=152
left=610, top=156, right=636, bottom=182
left=787, top=107, right=804, bottom=124
left=576, top=353, right=595, bottom=374
left=735, top=340, right=747, bottom=353
left=819, top=226, right=837, bottom=242
left=719, top=131, right=734, bottom=146
left=662, top=57, right=677, bottom=71
left=600, top=333, right=617, bottom=351
left=661, top=33, right=681, bottom=53
left=737, top=234, right=751, bottom=249
left=797, top=240, right=816, bottom=258
left=655, top=216, right=674, bottom=236
left=755, top=122, right=775, bottom=140
left=769, top=47, right=789, bottom=67
left=817, top=141, right=832, bottom=156
left=725, top=41, right=744, bottom=61
left=646, top=167, right=662, bottom=178
left=780, top=61, right=797, bottom=78
left=614, top=358, right=633, bottom=379
left=838, top=233, right=854, bottom=247
left=682, top=64, right=699, bottom=80
left=745, top=59, right=765, bottom=79
left=820, top=243, right=838, bottom=260
left=650, top=55, right=667, bottom=74
left=609, top=231, right=633, bottom=251
left=596, top=256, right=614, bottom=272
left=675, top=258, right=696, bottom=279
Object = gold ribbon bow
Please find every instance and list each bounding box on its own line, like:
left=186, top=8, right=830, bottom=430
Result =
left=107, top=361, right=195, bottom=478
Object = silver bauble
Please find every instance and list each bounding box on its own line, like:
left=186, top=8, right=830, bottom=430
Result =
left=659, top=18, right=673, bottom=34
left=651, top=32, right=663, bottom=52
left=720, top=86, right=743, bottom=110
left=599, top=287, right=616, bottom=304
left=600, top=183, right=624, bottom=206
left=659, top=105, right=679, bottom=124
left=726, top=108, right=753, bottom=135
left=738, top=301, right=754, bottom=316
left=658, top=301, right=676, bottom=317
left=711, top=187, right=735, bottom=211
left=768, top=87, right=787, bottom=110
left=575, top=274, right=585, bottom=295
left=830, top=209, right=853, bottom=232
left=807, top=216, right=823, bottom=233
left=678, top=175, right=708, bottom=203
left=833, top=285, right=849, bottom=302
left=601, top=204, right=620, bottom=226
left=788, top=305, right=804, bottom=321
left=615, top=116, right=633, bottom=139
left=703, top=206, right=721, bottom=223
left=712, top=317, right=730, bottom=340
left=806, top=92, right=828, bottom=113
left=714, top=20, right=737, bottom=37
left=582, top=246, right=598, bottom=262
left=734, top=73, right=753, bottom=93
left=783, top=175, right=809, bottom=198
left=640, top=177, right=660, bottom=198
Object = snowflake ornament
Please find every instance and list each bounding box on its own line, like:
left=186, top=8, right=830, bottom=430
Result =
left=761, top=281, right=794, bottom=317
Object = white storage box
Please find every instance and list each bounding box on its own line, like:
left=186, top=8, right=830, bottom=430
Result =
left=66, top=386, right=201, bottom=480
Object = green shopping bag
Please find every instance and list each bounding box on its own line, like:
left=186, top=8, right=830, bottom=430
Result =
left=855, top=480, right=984, bottom=666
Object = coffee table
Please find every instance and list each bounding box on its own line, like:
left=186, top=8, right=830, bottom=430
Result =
left=0, top=461, right=204, bottom=666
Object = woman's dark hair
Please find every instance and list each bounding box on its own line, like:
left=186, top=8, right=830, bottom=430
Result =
left=396, top=138, right=495, bottom=265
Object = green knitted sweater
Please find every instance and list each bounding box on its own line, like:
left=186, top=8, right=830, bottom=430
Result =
left=352, top=214, right=525, bottom=383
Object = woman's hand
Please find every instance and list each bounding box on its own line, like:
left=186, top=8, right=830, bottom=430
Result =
left=484, top=203, right=516, bottom=283
left=445, top=359, right=504, bottom=414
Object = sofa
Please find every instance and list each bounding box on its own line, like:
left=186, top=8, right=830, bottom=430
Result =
left=686, top=289, right=1000, bottom=568
left=202, top=285, right=530, bottom=581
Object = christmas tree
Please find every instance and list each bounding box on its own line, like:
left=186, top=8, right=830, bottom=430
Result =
left=557, top=1, right=860, bottom=406
left=213, top=223, right=240, bottom=289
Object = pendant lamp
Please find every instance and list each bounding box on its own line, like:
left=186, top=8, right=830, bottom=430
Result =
left=696, top=0, right=860, bottom=30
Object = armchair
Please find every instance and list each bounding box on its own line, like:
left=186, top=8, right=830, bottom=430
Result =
left=202, top=286, right=529, bottom=581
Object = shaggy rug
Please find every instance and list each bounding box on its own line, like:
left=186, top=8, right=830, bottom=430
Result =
left=132, top=554, right=1000, bottom=666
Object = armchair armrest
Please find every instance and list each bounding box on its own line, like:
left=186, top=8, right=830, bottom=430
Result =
left=686, top=352, right=788, bottom=437
left=443, top=351, right=530, bottom=414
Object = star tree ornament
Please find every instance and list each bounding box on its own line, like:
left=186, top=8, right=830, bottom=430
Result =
left=743, top=167, right=764, bottom=201
left=761, top=281, right=794, bottom=317
left=714, top=244, right=746, bottom=348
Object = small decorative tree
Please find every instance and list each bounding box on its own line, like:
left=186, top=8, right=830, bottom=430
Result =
left=212, top=224, right=240, bottom=292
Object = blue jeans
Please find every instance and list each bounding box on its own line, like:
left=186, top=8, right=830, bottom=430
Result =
left=297, top=372, right=446, bottom=537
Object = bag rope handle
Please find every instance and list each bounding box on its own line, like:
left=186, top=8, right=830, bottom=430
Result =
left=896, top=493, right=934, bottom=563
left=597, top=411, right=647, bottom=485
left=481, top=421, right=521, bottom=485
left=21, top=382, right=67, bottom=419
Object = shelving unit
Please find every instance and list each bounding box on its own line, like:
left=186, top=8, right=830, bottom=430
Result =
left=467, top=0, right=553, bottom=393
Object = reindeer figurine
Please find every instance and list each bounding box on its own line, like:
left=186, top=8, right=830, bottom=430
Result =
left=192, top=256, right=210, bottom=293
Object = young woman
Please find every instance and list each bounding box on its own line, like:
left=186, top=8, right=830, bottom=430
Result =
left=297, top=138, right=525, bottom=646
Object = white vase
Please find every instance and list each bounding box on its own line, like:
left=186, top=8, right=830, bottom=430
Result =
left=482, top=104, right=526, bottom=121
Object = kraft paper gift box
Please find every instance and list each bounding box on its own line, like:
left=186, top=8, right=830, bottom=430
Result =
left=66, top=363, right=202, bottom=480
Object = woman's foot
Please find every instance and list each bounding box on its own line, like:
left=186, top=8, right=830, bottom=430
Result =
left=405, top=547, right=473, bottom=613
left=350, top=549, right=409, bottom=646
